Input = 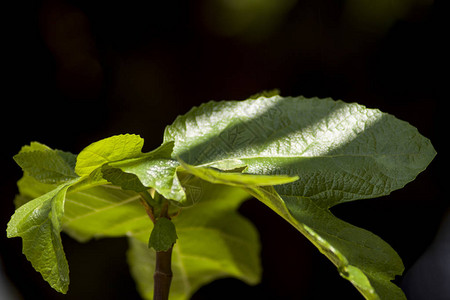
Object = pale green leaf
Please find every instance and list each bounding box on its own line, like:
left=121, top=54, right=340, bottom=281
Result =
left=106, top=158, right=185, bottom=202
left=62, top=185, right=151, bottom=242
left=148, top=218, right=178, bottom=251
left=16, top=167, right=261, bottom=300
left=75, top=134, right=144, bottom=176
left=13, top=142, right=78, bottom=183
left=13, top=163, right=151, bottom=243
left=128, top=182, right=261, bottom=300
left=67, top=167, right=110, bottom=193
left=18, top=141, right=52, bottom=152
left=7, top=181, right=77, bottom=293
left=95, top=140, right=185, bottom=201
left=14, top=175, right=58, bottom=207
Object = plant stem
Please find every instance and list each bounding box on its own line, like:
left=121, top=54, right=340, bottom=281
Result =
left=153, top=199, right=174, bottom=300
left=153, top=246, right=173, bottom=300
left=138, top=197, right=155, bottom=223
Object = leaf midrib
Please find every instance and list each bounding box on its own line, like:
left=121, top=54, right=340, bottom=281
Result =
left=198, top=151, right=423, bottom=163
left=195, top=152, right=425, bottom=170
left=63, top=194, right=141, bottom=223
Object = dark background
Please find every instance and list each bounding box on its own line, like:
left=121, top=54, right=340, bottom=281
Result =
left=1, top=0, right=447, bottom=299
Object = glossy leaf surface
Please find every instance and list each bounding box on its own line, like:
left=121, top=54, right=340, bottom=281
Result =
left=75, top=134, right=144, bottom=176
left=163, top=96, right=436, bottom=299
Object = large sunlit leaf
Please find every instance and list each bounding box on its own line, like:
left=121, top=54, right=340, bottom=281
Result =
left=128, top=182, right=261, bottom=300
left=164, top=96, right=435, bottom=205
left=163, top=95, right=436, bottom=299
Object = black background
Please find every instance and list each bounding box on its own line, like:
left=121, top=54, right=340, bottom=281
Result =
left=1, top=0, right=447, bottom=299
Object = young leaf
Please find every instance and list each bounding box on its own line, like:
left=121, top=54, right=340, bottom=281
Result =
left=18, top=141, right=53, bottom=152
left=15, top=165, right=261, bottom=300
left=163, top=96, right=436, bottom=299
left=75, top=134, right=144, bottom=176
left=13, top=142, right=78, bottom=184
left=17, top=170, right=261, bottom=299
left=6, top=181, right=77, bottom=293
left=93, top=140, right=186, bottom=201
left=62, top=185, right=151, bottom=242
left=13, top=165, right=151, bottom=243
left=148, top=218, right=178, bottom=252
left=105, top=158, right=185, bottom=202
left=101, top=166, right=149, bottom=192
left=14, top=174, right=58, bottom=207
left=127, top=183, right=261, bottom=300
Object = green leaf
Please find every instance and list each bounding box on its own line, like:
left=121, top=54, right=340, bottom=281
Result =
left=62, top=185, right=151, bottom=242
left=13, top=142, right=78, bottom=184
left=163, top=96, right=436, bottom=299
left=248, top=88, right=281, bottom=99
left=179, top=162, right=405, bottom=298
left=178, top=159, right=298, bottom=187
left=14, top=174, right=58, bottom=207
left=101, top=166, right=149, bottom=192
left=148, top=218, right=178, bottom=252
left=89, top=140, right=185, bottom=201
left=16, top=163, right=261, bottom=300
left=164, top=96, right=435, bottom=203
left=246, top=185, right=406, bottom=299
left=75, top=134, right=144, bottom=176
left=7, top=181, right=77, bottom=293
left=18, top=141, right=53, bottom=152
left=12, top=165, right=151, bottom=243
left=105, top=158, right=185, bottom=202
left=127, top=181, right=261, bottom=300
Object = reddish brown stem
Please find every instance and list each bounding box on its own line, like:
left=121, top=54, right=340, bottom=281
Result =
left=153, top=247, right=173, bottom=300
left=153, top=200, right=173, bottom=300
left=139, top=198, right=155, bottom=223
